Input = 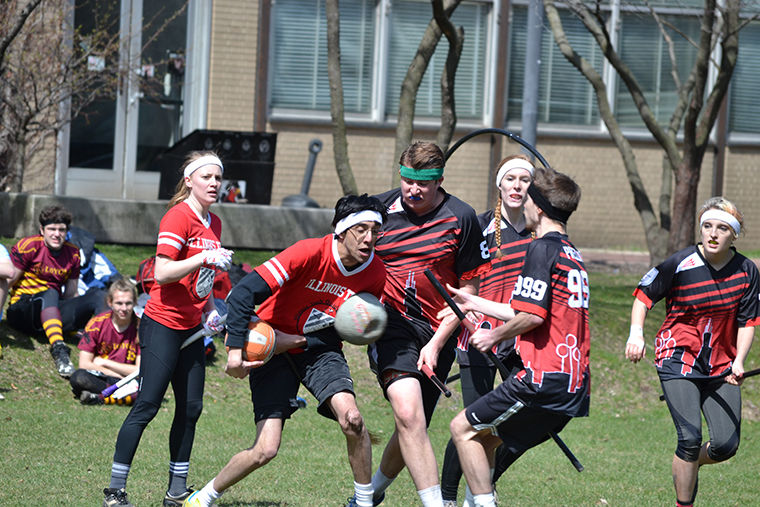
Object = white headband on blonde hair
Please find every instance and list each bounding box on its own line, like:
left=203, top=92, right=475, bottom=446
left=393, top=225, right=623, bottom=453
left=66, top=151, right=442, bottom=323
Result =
left=184, top=155, right=224, bottom=179
left=496, top=158, right=535, bottom=187
left=700, top=209, right=741, bottom=236
left=334, top=210, right=383, bottom=235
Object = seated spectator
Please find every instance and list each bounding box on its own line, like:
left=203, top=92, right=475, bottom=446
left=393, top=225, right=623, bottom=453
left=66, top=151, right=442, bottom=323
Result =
left=72, top=279, right=140, bottom=405
left=0, top=244, right=13, bottom=366
left=5, top=205, right=107, bottom=377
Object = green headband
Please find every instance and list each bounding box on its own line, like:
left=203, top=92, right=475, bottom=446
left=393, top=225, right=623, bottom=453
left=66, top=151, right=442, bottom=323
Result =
left=399, top=164, right=444, bottom=181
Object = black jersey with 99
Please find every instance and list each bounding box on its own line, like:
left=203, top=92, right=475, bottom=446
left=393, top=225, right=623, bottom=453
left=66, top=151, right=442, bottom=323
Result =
left=509, top=232, right=590, bottom=417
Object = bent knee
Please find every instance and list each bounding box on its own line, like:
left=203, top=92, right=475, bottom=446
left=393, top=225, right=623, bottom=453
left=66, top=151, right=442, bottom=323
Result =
left=340, top=407, right=365, bottom=436
left=185, top=398, right=204, bottom=422
left=450, top=412, right=471, bottom=441
left=676, top=436, right=702, bottom=462
left=708, top=436, right=740, bottom=462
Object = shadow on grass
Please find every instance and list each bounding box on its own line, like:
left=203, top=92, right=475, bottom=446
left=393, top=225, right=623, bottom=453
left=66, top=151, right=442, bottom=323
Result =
left=0, top=321, right=36, bottom=350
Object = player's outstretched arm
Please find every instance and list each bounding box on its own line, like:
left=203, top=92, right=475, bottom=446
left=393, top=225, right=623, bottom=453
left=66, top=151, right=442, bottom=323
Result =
left=445, top=283, right=515, bottom=321
left=626, top=299, right=648, bottom=363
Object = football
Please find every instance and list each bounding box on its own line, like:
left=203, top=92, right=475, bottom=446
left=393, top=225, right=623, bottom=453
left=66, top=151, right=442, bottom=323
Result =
left=334, top=292, right=387, bottom=345
left=226, top=318, right=277, bottom=363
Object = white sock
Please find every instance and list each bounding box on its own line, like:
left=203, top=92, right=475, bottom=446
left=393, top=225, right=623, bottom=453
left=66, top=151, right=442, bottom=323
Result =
left=194, top=478, right=223, bottom=506
left=371, top=468, right=394, bottom=498
left=463, top=484, right=474, bottom=507
left=473, top=492, right=496, bottom=507
left=418, top=484, right=443, bottom=507
left=353, top=481, right=374, bottom=507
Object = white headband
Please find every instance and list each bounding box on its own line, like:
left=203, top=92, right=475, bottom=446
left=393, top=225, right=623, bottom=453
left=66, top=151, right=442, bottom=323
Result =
left=700, top=209, right=741, bottom=236
left=184, top=155, right=224, bottom=179
left=334, top=210, right=383, bottom=235
left=496, top=159, right=535, bottom=187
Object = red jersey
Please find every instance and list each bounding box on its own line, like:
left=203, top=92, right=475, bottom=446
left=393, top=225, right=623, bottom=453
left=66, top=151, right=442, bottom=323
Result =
left=78, top=310, right=140, bottom=365
left=457, top=209, right=531, bottom=366
left=252, top=235, right=387, bottom=340
left=633, top=245, right=760, bottom=379
left=144, top=201, right=223, bottom=329
left=509, top=232, right=590, bottom=417
left=9, top=235, right=80, bottom=305
left=373, top=188, right=490, bottom=330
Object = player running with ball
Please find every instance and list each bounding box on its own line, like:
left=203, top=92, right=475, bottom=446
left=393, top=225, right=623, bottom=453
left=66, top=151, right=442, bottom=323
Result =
left=185, top=194, right=387, bottom=507
left=448, top=167, right=589, bottom=507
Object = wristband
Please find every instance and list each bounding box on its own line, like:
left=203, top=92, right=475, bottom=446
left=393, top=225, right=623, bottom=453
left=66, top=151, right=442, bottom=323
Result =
left=627, top=325, right=644, bottom=346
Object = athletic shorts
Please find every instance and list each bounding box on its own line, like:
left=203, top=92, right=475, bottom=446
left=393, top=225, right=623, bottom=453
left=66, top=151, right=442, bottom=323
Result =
left=465, top=376, right=570, bottom=455
left=368, top=308, right=457, bottom=424
left=249, top=345, right=354, bottom=423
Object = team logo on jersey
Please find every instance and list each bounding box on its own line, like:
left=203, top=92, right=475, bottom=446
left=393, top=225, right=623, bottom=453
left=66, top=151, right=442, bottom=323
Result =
left=302, top=308, right=335, bottom=334
left=387, top=197, right=404, bottom=214
left=676, top=252, right=704, bottom=273
left=638, top=267, right=659, bottom=287
left=195, top=267, right=215, bottom=299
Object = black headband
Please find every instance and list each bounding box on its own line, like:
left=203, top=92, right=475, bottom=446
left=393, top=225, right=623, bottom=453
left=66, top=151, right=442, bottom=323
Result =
left=527, top=183, right=572, bottom=224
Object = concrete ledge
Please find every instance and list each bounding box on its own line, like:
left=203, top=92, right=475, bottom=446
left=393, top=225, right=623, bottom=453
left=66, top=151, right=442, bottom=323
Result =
left=0, top=192, right=333, bottom=250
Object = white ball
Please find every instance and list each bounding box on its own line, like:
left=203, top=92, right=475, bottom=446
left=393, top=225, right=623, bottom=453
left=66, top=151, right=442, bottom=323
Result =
left=335, top=292, right=387, bottom=345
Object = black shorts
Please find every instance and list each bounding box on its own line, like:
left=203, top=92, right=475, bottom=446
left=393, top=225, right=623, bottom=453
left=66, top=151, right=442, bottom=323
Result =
left=465, top=377, right=570, bottom=455
left=249, top=345, right=354, bottom=423
left=368, top=308, right=456, bottom=424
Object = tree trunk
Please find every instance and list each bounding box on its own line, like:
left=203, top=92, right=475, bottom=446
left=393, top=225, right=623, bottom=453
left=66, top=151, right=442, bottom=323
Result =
left=433, top=0, right=464, bottom=153
left=325, top=0, right=358, bottom=195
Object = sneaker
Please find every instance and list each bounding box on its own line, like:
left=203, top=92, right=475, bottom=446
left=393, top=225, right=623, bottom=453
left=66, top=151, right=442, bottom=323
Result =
left=50, top=341, right=74, bottom=378
left=103, top=488, right=134, bottom=507
left=443, top=501, right=458, bottom=507
left=182, top=490, right=206, bottom=506
left=164, top=488, right=194, bottom=506
left=345, top=492, right=384, bottom=507
left=80, top=390, right=103, bottom=405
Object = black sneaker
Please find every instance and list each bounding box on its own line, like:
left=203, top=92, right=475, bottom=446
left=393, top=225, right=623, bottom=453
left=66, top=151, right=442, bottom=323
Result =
left=80, top=390, right=103, bottom=405
left=163, top=488, right=194, bottom=506
left=103, top=488, right=134, bottom=507
left=50, top=341, right=74, bottom=378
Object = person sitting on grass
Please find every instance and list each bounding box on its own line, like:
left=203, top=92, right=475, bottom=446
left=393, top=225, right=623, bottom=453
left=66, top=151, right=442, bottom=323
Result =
left=5, top=205, right=107, bottom=378
left=0, top=244, right=14, bottom=377
left=71, top=279, right=140, bottom=405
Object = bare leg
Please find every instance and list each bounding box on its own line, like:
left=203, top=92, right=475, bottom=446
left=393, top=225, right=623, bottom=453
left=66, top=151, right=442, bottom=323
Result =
left=450, top=410, right=500, bottom=495
left=377, top=431, right=406, bottom=479
left=385, top=377, right=439, bottom=490
left=212, top=418, right=283, bottom=492
left=329, top=391, right=372, bottom=483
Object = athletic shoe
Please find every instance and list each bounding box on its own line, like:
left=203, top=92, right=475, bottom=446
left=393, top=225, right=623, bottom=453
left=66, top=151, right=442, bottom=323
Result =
left=443, top=501, right=458, bottom=507
left=163, top=488, right=195, bottom=506
left=50, top=341, right=74, bottom=378
left=80, top=390, right=103, bottom=405
left=345, top=492, right=384, bottom=507
left=182, top=490, right=208, bottom=506
left=103, top=488, right=134, bottom=507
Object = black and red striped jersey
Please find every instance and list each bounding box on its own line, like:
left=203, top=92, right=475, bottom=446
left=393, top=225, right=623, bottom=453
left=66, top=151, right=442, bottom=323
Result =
left=510, top=232, right=590, bottom=417
left=457, top=209, right=531, bottom=366
left=633, top=245, right=760, bottom=380
left=373, top=188, right=491, bottom=331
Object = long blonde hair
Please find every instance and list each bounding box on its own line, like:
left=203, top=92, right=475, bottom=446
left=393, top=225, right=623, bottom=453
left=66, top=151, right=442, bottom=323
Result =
left=167, top=151, right=222, bottom=208
left=493, top=154, right=533, bottom=258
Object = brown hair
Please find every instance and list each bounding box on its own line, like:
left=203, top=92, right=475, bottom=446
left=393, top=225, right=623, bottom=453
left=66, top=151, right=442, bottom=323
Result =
left=39, top=205, right=72, bottom=227
left=532, top=167, right=581, bottom=217
left=398, top=141, right=445, bottom=171
left=167, top=151, right=222, bottom=208
left=107, top=278, right=138, bottom=303
left=493, top=154, right=533, bottom=258
left=698, top=196, right=744, bottom=238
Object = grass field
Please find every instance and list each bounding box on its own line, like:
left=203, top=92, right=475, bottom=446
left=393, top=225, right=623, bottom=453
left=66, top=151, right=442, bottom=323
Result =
left=1, top=240, right=760, bottom=505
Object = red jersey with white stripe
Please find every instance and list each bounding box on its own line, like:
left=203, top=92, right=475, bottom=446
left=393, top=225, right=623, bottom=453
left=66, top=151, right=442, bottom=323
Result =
left=78, top=310, right=140, bottom=365
left=144, top=201, right=223, bottom=329
left=254, top=235, right=387, bottom=338
left=509, top=232, right=590, bottom=416
left=9, top=236, right=80, bottom=305
left=373, top=188, right=490, bottom=330
left=633, top=245, right=760, bottom=380
left=457, top=209, right=531, bottom=366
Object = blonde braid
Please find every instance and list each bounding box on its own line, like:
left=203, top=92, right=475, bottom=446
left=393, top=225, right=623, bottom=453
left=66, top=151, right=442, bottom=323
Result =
left=494, top=195, right=503, bottom=259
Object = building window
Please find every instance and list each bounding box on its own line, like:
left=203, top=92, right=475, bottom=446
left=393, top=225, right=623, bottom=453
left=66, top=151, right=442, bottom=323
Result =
left=729, top=21, right=760, bottom=135
left=269, top=0, right=494, bottom=123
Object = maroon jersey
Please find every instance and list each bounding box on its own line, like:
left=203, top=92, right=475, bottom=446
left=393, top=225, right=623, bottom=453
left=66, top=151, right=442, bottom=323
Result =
left=509, top=232, right=590, bottom=416
left=633, top=245, right=760, bottom=380
left=9, top=235, right=80, bottom=305
left=144, top=201, right=223, bottom=329
left=457, top=209, right=531, bottom=366
left=252, top=235, right=386, bottom=341
left=78, top=310, right=140, bottom=365
left=373, top=188, right=490, bottom=330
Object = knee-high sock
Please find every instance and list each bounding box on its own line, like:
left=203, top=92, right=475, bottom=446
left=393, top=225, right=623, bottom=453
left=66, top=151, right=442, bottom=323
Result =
left=41, top=306, right=64, bottom=345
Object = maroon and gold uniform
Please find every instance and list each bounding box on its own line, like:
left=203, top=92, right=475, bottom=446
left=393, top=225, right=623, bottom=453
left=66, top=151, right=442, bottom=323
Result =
left=144, top=202, right=222, bottom=329
left=78, top=310, right=140, bottom=365
left=9, top=235, right=80, bottom=304
left=633, top=245, right=760, bottom=380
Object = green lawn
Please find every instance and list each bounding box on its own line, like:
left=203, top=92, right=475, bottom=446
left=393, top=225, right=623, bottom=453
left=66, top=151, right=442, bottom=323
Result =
left=1, top=242, right=760, bottom=505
